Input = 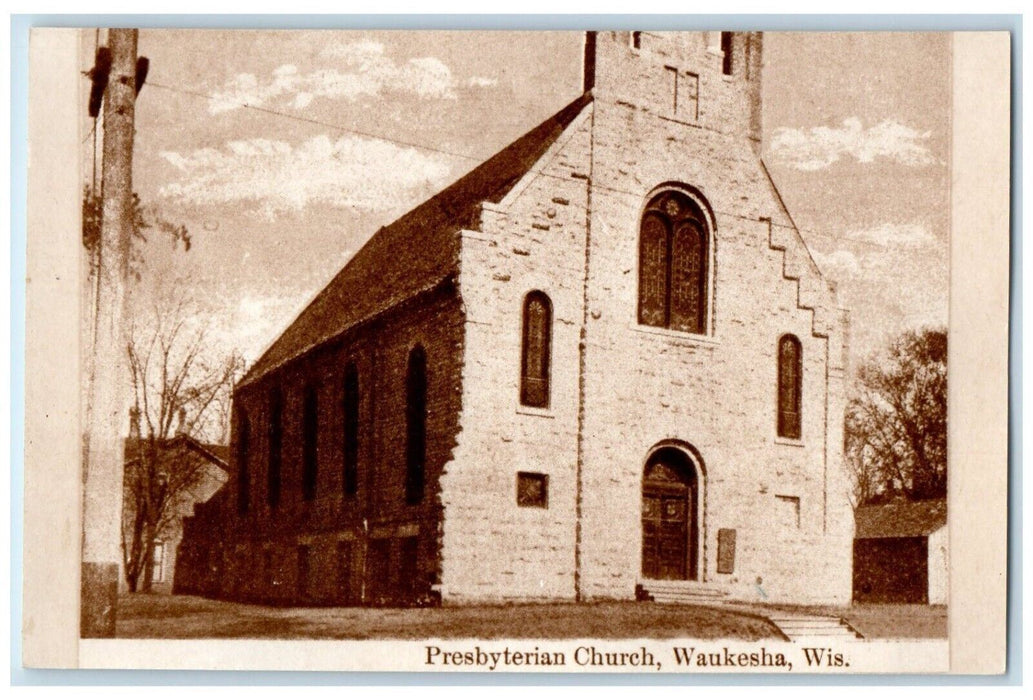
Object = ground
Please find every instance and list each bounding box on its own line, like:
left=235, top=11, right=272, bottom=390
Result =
left=761, top=603, right=948, bottom=639
left=115, top=594, right=947, bottom=640
left=116, top=594, right=779, bottom=640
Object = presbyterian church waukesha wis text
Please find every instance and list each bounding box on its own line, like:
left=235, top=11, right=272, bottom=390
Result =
left=424, top=645, right=851, bottom=672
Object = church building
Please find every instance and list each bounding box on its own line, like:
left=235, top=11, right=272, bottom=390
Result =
left=175, top=31, right=854, bottom=607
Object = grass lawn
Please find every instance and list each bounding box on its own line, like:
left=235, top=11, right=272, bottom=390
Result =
left=116, top=594, right=781, bottom=640
left=755, top=602, right=948, bottom=639
left=839, top=604, right=947, bottom=639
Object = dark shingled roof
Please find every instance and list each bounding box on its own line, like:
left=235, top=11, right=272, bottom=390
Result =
left=123, top=436, right=229, bottom=468
left=240, top=92, right=594, bottom=387
left=854, top=499, right=947, bottom=539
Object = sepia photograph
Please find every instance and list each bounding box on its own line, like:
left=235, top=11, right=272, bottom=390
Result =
left=19, top=22, right=1012, bottom=675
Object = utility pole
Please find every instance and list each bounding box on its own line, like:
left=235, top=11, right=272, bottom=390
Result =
left=81, top=28, right=139, bottom=638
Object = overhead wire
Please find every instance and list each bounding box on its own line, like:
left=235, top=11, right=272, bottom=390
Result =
left=143, top=78, right=928, bottom=253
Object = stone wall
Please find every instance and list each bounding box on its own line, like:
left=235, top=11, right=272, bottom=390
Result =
left=438, top=107, right=595, bottom=603
left=579, top=32, right=851, bottom=605
left=178, top=30, right=853, bottom=608
left=439, top=30, right=852, bottom=606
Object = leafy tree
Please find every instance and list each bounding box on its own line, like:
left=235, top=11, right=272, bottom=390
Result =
left=845, top=327, right=948, bottom=505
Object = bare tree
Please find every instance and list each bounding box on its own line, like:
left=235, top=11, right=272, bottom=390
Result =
left=845, top=327, right=948, bottom=506
left=122, top=298, right=243, bottom=593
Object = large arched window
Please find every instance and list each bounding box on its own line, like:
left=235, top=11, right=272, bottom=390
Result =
left=520, top=291, right=552, bottom=408
left=405, top=345, right=427, bottom=505
left=236, top=410, right=250, bottom=516
left=638, top=189, right=709, bottom=334
left=777, top=334, right=803, bottom=439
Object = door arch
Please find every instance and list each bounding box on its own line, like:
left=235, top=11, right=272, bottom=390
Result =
left=641, top=446, right=701, bottom=581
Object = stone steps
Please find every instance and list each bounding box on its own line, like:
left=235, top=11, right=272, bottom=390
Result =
left=767, top=614, right=864, bottom=641
left=639, top=580, right=729, bottom=605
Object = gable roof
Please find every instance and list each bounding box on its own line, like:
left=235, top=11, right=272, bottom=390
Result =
left=240, top=91, right=594, bottom=387
left=123, top=435, right=230, bottom=469
left=854, top=499, right=947, bottom=539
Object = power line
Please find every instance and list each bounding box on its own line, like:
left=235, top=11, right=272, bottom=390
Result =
left=144, top=79, right=927, bottom=253
left=147, top=80, right=493, bottom=167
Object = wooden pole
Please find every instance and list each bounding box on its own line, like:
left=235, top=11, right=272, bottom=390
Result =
left=81, top=28, right=138, bottom=638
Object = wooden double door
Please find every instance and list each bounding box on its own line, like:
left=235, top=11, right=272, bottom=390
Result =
left=641, top=449, right=699, bottom=581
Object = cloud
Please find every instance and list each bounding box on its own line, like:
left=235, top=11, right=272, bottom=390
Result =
left=811, top=223, right=940, bottom=280
left=769, top=118, right=936, bottom=171
left=842, top=223, right=936, bottom=248
left=207, top=40, right=490, bottom=114
left=812, top=249, right=862, bottom=276
left=194, top=290, right=311, bottom=364
left=159, top=134, right=453, bottom=216
left=467, top=76, right=497, bottom=88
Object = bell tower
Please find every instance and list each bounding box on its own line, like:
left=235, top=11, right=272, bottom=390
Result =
left=581, top=30, right=764, bottom=150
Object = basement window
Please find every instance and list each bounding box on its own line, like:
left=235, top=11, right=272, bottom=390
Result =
left=776, top=495, right=802, bottom=529
left=516, top=472, right=549, bottom=508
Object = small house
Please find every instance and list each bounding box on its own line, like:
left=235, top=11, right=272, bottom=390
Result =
left=853, top=499, right=948, bottom=605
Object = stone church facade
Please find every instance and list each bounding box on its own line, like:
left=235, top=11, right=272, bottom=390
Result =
left=176, top=31, right=854, bottom=607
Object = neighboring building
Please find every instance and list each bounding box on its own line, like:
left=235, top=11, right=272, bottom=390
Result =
left=122, top=435, right=229, bottom=594
left=853, top=499, right=948, bottom=605
left=176, top=31, right=853, bottom=607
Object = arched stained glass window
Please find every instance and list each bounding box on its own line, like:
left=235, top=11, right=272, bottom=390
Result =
left=520, top=291, right=552, bottom=408
left=777, top=334, right=803, bottom=439
left=670, top=219, right=707, bottom=332
left=638, top=190, right=709, bottom=334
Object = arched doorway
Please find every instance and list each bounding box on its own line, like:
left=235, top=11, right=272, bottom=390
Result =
left=641, top=447, right=700, bottom=581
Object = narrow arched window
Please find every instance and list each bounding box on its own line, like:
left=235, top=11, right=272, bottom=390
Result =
left=638, top=190, right=709, bottom=334
left=236, top=410, right=250, bottom=516
left=405, top=346, right=427, bottom=505
left=777, top=334, right=803, bottom=439
left=267, top=387, right=283, bottom=508
left=302, top=383, right=318, bottom=501
left=520, top=291, right=552, bottom=408
left=342, top=363, right=359, bottom=498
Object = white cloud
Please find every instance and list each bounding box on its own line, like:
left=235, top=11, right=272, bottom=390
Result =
left=842, top=223, right=936, bottom=248
left=812, top=249, right=862, bottom=276
left=769, top=117, right=936, bottom=171
left=159, top=134, right=453, bottom=216
left=207, top=40, right=490, bottom=114
left=203, top=290, right=310, bottom=364
left=811, top=223, right=940, bottom=280
left=467, top=76, right=497, bottom=88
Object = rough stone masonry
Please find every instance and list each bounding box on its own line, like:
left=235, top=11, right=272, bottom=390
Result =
left=175, top=31, right=853, bottom=608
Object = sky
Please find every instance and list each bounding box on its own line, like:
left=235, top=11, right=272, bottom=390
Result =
left=81, top=30, right=951, bottom=373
